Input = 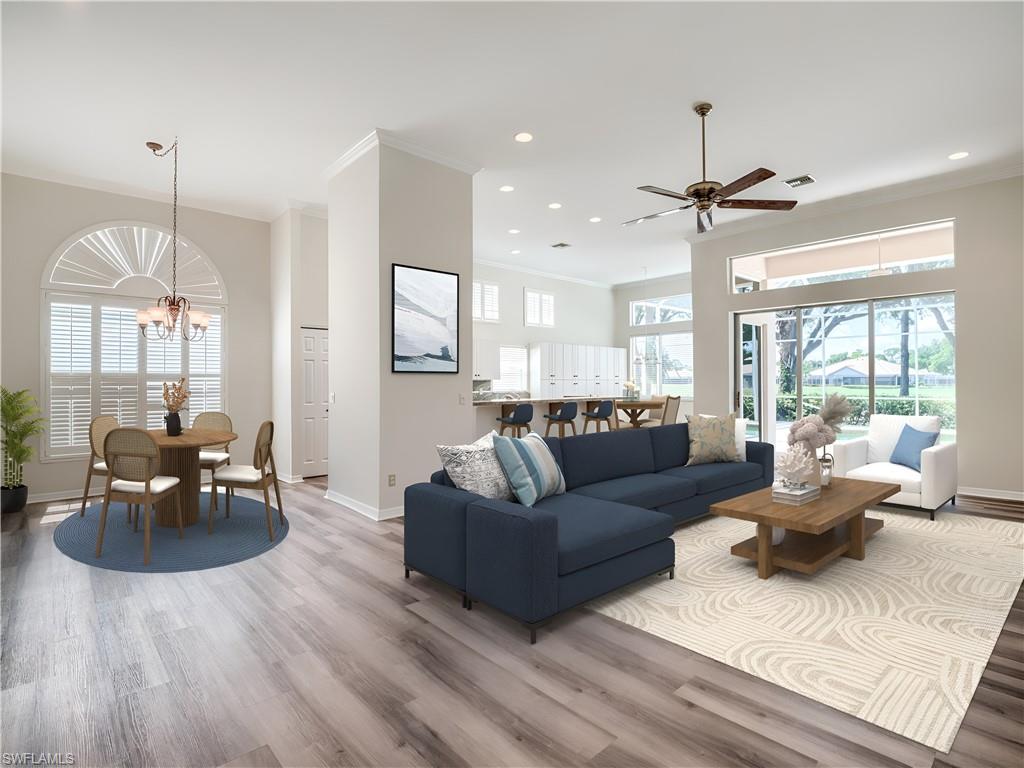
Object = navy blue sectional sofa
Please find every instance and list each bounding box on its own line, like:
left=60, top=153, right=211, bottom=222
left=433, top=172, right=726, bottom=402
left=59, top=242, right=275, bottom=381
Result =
left=404, top=423, right=773, bottom=642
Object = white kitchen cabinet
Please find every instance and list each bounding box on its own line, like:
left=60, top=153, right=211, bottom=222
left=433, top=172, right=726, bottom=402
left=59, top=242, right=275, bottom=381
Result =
left=529, top=342, right=627, bottom=397
left=471, top=338, right=500, bottom=381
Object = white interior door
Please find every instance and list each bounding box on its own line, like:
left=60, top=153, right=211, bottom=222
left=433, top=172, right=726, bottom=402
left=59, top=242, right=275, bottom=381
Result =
left=300, top=328, right=329, bottom=478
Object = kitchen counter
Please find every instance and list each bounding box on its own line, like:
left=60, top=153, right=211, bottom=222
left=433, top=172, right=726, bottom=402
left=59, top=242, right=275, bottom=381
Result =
left=473, top=395, right=631, bottom=406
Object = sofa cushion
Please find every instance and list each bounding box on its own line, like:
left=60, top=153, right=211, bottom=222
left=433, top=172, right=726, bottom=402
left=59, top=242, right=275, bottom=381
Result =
left=533, top=493, right=673, bottom=575
left=867, top=414, right=941, bottom=464
left=660, top=461, right=763, bottom=494
left=649, top=423, right=690, bottom=471
left=558, top=429, right=655, bottom=490
left=570, top=473, right=696, bottom=509
left=846, top=462, right=922, bottom=494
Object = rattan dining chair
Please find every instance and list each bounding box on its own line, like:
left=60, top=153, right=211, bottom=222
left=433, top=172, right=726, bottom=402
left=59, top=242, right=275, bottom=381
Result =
left=193, top=411, right=233, bottom=510
left=79, top=415, right=119, bottom=516
left=97, top=428, right=183, bottom=566
left=210, top=420, right=284, bottom=541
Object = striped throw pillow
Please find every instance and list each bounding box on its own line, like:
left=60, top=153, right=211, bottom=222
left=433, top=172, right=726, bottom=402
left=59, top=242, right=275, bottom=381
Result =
left=492, top=433, right=566, bottom=507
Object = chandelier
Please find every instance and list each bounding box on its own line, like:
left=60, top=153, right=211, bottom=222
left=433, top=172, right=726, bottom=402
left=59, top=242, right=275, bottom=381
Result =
left=137, top=138, right=208, bottom=342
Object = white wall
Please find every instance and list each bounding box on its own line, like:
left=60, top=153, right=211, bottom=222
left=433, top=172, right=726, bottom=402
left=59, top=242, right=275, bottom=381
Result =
left=270, top=209, right=329, bottom=481
left=327, top=139, right=475, bottom=518
left=471, top=262, right=615, bottom=350
left=690, top=174, right=1024, bottom=500
left=1, top=174, right=272, bottom=500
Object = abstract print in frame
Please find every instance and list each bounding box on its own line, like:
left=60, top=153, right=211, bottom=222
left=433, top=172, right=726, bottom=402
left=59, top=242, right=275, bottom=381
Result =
left=392, top=263, right=459, bottom=373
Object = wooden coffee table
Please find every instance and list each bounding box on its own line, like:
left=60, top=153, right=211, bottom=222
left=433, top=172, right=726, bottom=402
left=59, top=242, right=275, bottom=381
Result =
left=709, top=477, right=900, bottom=579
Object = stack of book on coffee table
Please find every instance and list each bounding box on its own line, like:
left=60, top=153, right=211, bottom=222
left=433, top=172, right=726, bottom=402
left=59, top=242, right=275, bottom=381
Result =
left=771, top=483, right=821, bottom=506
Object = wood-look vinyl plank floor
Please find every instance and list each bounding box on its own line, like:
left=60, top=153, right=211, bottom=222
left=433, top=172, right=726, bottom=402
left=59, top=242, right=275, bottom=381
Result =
left=2, top=479, right=1021, bottom=768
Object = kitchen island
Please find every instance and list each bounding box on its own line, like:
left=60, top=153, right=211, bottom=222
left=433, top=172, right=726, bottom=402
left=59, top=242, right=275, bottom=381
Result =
left=473, top=395, right=633, bottom=435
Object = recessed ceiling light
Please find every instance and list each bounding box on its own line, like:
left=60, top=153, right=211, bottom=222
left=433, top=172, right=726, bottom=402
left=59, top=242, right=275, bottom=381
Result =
left=499, top=185, right=514, bottom=192
left=508, top=229, right=520, bottom=234
left=948, top=151, right=969, bottom=160
left=548, top=202, right=562, bottom=209
left=510, top=249, right=521, bottom=254
left=589, top=217, right=602, bottom=223
left=513, top=132, right=533, bottom=143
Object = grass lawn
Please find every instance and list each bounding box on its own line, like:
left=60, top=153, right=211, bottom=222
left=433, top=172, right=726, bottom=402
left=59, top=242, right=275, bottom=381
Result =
left=802, top=385, right=956, bottom=399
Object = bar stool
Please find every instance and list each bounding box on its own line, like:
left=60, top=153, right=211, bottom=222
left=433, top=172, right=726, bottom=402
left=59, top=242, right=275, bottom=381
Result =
left=583, top=400, right=615, bottom=433
left=497, top=403, right=533, bottom=437
left=543, top=402, right=578, bottom=438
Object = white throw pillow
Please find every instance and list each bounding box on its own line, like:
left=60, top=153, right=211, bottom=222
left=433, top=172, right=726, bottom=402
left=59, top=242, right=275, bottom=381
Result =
left=436, top=431, right=513, bottom=500
left=866, top=415, right=941, bottom=465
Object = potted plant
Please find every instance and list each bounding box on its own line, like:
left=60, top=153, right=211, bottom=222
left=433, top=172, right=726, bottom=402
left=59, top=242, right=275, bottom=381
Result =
left=1, top=387, right=46, bottom=515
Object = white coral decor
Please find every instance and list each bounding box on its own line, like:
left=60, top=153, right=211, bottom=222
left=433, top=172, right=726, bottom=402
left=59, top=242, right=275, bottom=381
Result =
left=776, top=443, right=816, bottom=486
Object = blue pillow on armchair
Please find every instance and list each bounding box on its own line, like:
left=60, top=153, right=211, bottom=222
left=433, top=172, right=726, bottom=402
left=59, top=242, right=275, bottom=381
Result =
left=889, top=424, right=939, bottom=472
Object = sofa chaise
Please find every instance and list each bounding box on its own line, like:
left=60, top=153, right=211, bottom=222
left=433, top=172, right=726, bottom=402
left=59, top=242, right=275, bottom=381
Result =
left=404, top=424, right=774, bottom=642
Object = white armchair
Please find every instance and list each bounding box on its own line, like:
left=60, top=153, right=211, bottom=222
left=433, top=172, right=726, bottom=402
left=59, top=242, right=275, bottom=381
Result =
left=832, top=414, right=956, bottom=520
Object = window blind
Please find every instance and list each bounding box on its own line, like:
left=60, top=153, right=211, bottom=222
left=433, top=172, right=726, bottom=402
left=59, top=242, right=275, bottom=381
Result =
left=473, top=281, right=499, bottom=321
left=493, top=346, right=528, bottom=392
left=48, top=303, right=93, bottom=451
left=187, top=312, right=223, bottom=424
left=525, top=290, right=554, bottom=327
left=99, top=306, right=140, bottom=427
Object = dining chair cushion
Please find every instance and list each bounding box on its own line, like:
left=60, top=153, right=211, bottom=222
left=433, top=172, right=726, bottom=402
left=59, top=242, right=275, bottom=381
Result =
left=214, top=465, right=264, bottom=483
left=93, top=460, right=109, bottom=472
left=111, top=476, right=180, bottom=495
left=199, top=450, right=231, bottom=465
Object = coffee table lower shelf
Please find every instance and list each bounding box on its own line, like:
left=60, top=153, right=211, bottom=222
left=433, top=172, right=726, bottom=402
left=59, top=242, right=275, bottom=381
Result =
left=731, top=517, right=884, bottom=575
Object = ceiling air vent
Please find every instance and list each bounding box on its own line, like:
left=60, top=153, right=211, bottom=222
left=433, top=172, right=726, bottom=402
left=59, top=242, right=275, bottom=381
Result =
left=551, top=242, right=572, bottom=249
left=783, top=174, right=816, bottom=188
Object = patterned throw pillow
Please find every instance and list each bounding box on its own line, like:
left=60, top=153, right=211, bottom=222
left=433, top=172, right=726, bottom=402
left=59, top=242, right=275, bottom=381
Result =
left=492, top=432, right=566, bottom=507
left=686, top=413, right=739, bottom=465
left=436, top=432, right=513, bottom=500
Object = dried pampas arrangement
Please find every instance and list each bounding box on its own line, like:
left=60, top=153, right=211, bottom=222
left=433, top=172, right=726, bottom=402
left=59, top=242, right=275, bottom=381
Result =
left=162, top=377, right=191, bottom=413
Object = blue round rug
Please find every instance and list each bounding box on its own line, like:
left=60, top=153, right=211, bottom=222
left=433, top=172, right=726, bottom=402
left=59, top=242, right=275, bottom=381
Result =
left=54, top=492, right=289, bottom=573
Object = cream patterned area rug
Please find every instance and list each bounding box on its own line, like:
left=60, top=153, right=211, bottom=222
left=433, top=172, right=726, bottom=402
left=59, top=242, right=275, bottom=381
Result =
left=591, top=510, right=1024, bottom=752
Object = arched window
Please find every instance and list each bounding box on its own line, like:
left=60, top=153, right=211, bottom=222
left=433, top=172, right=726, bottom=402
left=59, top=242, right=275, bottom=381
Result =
left=41, top=222, right=228, bottom=458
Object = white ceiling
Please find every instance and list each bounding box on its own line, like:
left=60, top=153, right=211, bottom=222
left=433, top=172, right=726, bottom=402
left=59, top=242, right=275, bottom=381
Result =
left=4, top=2, right=1021, bottom=285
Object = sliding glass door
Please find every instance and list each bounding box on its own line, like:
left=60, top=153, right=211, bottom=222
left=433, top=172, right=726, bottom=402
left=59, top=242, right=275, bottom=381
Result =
left=735, top=292, right=955, bottom=450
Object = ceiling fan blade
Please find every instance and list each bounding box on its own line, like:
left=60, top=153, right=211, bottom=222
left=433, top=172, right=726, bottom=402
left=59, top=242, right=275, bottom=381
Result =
left=714, top=168, right=775, bottom=200
left=637, top=185, right=695, bottom=202
left=621, top=204, right=694, bottom=226
left=717, top=199, right=797, bottom=210
left=696, top=208, right=713, bottom=234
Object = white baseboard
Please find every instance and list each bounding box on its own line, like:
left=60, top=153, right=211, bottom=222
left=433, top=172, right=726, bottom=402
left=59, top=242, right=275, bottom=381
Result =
left=957, top=486, right=1024, bottom=502
left=323, top=489, right=403, bottom=521
left=277, top=474, right=303, bottom=484
left=28, top=489, right=89, bottom=504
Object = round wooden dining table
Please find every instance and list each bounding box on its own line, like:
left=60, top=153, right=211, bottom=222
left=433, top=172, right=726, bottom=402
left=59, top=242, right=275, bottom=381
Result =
left=614, top=399, right=665, bottom=428
left=147, top=428, right=237, bottom=527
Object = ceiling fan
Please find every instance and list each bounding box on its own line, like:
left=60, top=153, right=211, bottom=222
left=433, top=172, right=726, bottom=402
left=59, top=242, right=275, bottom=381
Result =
left=624, top=102, right=797, bottom=233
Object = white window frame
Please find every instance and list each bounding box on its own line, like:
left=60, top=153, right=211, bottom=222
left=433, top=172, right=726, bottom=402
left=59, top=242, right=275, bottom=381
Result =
left=629, top=331, right=694, bottom=399
left=524, top=289, right=555, bottom=327
left=472, top=280, right=500, bottom=322
left=629, top=294, right=693, bottom=327
left=40, top=292, right=229, bottom=460
left=492, top=345, right=529, bottom=392
left=39, top=221, right=229, bottom=462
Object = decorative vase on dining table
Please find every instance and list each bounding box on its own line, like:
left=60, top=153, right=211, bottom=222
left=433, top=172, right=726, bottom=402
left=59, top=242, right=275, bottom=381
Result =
left=165, top=411, right=182, bottom=437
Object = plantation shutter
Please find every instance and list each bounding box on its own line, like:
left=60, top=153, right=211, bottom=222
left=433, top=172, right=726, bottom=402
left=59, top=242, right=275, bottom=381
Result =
left=472, top=282, right=482, bottom=319
left=541, top=293, right=555, bottom=326
left=99, top=306, right=140, bottom=426
left=525, top=290, right=540, bottom=325
left=493, top=346, right=528, bottom=392
left=187, top=312, right=223, bottom=425
left=146, top=326, right=183, bottom=429
left=48, top=302, right=92, bottom=452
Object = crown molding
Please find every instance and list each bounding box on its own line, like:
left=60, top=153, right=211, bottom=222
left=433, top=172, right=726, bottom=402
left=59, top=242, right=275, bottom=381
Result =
left=324, top=128, right=480, bottom=180
left=688, top=159, right=1024, bottom=244
left=473, top=259, right=611, bottom=289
